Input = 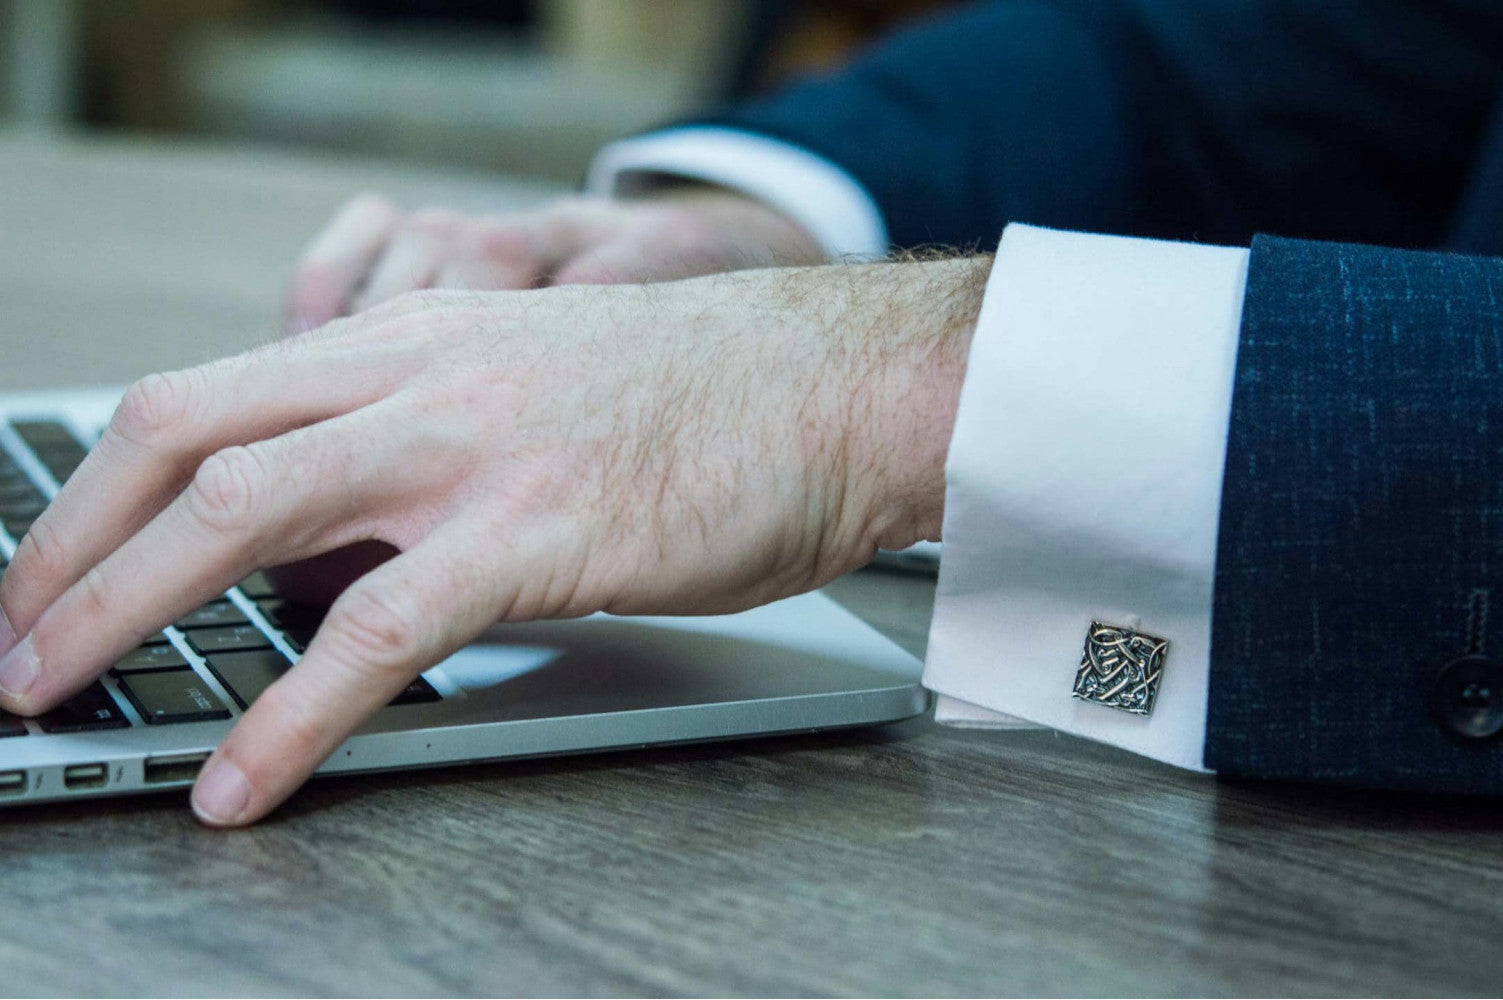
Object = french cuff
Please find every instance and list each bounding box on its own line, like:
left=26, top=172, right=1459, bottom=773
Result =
left=922, top=224, right=1250, bottom=772
left=585, top=126, right=889, bottom=261
left=933, top=694, right=1038, bottom=730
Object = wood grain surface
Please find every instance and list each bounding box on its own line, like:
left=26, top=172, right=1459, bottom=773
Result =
left=0, top=132, right=1500, bottom=998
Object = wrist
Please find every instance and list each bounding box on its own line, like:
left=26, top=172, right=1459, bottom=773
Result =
left=845, top=256, right=990, bottom=553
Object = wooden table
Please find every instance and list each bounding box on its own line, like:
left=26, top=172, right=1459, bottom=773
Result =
left=0, top=132, right=1500, bottom=998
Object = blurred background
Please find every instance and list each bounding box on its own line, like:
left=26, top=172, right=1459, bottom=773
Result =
left=0, top=0, right=960, bottom=182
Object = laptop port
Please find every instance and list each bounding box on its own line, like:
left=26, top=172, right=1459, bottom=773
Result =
left=0, top=770, right=25, bottom=797
left=62, top=762, right=108, bottom=790
left=143, top=751, right=210, bottom=785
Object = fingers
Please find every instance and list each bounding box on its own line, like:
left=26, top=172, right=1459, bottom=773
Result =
left=351, top=206, right=595, bottom=309
left=551, top=233, right=717, bottom=286
left=431, top=199, right=662, bottom=293
left=190, top=523, right=517, bottom=826
left=431, top=209, right=588, bottom=292
left=263, top=541, right=399, bottom=607
left=0, top=410, right=409, bottom=715
left=288, top=194, right=401, bottom=333
left=550, top=210, right=748, bottom=286
left=0, top=343, right=406, bottom=647
left=299, top=197, right=634, bottom=316
left=349, top=209, right=465, bottom=313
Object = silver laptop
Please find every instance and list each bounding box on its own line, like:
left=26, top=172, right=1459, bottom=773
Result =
left=0, top=388, right=928, bottom=807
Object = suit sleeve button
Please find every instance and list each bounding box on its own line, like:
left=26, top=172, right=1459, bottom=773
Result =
left=1431, top=655, right=1503, bottom=739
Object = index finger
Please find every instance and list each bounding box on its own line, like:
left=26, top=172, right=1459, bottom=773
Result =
left=190, top=522, right=516, bottom=825
left=0, top=341, right=402, bottom=655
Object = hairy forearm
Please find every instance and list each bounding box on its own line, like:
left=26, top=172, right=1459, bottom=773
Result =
left=771, top=254, right=989, bottom=568
left=853, top=254, right=989, bottom=551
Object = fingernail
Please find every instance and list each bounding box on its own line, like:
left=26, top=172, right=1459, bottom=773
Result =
left=0, top=636, right=39, bottom=699
left=192, top=757, right=252, bottom=825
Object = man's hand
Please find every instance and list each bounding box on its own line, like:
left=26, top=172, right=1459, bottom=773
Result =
left=286, top=189, right=829, bottom=332
left=0, top=257, right=986, bottom=826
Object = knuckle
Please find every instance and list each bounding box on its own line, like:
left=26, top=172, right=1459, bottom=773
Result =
left=251, top=684, right=329, bottom=763
left=12, top=514, right=69, bottom=585
left=186, top=445, right=271, bottom=533
left=325, top=582, right=428, bottom=664
left=73, top=563, right=114, bottom=622
left=110, top=370, right=198, bottom=446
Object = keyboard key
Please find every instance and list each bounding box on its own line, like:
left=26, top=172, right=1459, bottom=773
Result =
left=257, top=599, right=325, bottom=632
left=204, top=648, right=291, bottom=710
left=283, top=626, right=319, bottom=653
left=237, top=572, right=278, bottom=598
left=112, top=645, right=189, bottom=674
left=3, top=516, right=36, bottom=538
left=11, top=417, right=86, bottom=453
left=256, top=600, right=326, bottom=653
left=0, top=464, right=35, bottom=487
left=36, top=439, right=86, bottom=465
left=0, top=709, right=26, bottom=738
left=116, top=669, right=230, bottom=725
left=9, top=420, right=76, bottom=446
left=141, top=631, right=172, bottom=647
left=0, top=476, right=39, bottom=499
left=184, top=625, right=272, bottom=655
left=10, top=421, right=88, bottom=484
left=176, top=600, right=249, bottom=630
left=390, top=675, right=442, bottom=706
left=36, top=683, right=130, bottom=733
left=0, top=495, right=46, bottom=519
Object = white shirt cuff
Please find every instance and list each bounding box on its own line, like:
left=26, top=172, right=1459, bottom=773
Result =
left=922, top=224, right=1250, bottom=772
left=933, top=694, right=1039, bottom=730
left=585, top=126, right=889, bottom=261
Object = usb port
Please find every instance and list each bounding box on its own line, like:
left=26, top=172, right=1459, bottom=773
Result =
left=143, top=751, right=210, bottom=785
left=62, top=762, right=108, bottom=790
left=0, top=770, right=25, bottom=797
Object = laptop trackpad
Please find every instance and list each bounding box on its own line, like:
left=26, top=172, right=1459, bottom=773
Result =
left=440, top=644, right=564, bottom=693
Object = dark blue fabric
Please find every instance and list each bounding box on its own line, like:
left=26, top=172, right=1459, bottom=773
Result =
left=1207, top=236, right=1503, bottom=792
left=675, top=2, right=1503, bottom=790
left=690, top=0, right=1503, bottom=253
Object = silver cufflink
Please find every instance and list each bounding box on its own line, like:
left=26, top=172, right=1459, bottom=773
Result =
left=1072, top=621, right=1168, bottom=717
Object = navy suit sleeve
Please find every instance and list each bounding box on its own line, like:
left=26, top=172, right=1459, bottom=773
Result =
left=691, top=0, right=1503, bottom=251
left=1208, top=236, right=1503, bottom=794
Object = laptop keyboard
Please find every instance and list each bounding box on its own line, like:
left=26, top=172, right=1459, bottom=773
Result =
left=0, top=418, right=441, bottom=739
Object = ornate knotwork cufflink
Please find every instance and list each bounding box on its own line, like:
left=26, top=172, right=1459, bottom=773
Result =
left=1072, top=621, right=1168, bottom=716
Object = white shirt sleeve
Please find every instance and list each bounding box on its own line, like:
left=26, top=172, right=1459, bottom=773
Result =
left=922, top=224, right=1250, bottom=772
left=585, top=126, right=889, bottom=261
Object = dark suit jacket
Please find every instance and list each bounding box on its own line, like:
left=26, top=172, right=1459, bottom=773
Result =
left=689, top=1, right=1503, bottom=791
left=704, top=0, right=1503, bottom=255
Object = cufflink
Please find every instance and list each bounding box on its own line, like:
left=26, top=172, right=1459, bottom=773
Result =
left=1072, top=621, right=1168, bottom=716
